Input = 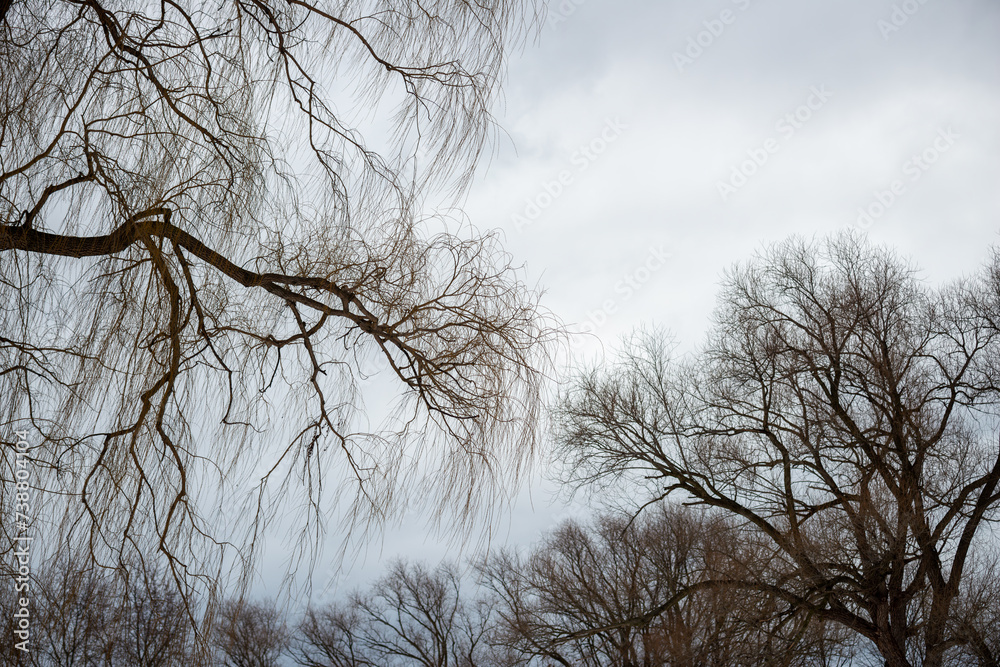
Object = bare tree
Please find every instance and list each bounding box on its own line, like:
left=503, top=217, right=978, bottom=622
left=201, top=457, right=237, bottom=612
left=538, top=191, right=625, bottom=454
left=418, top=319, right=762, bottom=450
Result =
left=555, top=234, right=1000, bottom=667
left=2, top=554, right=210, bottom=667
left=31, top=556, right=121, bottom=667
left=293, top=604, right=378, bottom=667
left=479, top=505, right=855, bottom=667
left=294, top=560, right=494, bottom=667
left=116, top=565, right=200, bottom=666
left=0, top=0, right=555, bottom=605
left=0, top=567, right=35, bottom=666
left=214, top=598, right=290, bottom=667
left=947, top=554, right=1000, bottom=667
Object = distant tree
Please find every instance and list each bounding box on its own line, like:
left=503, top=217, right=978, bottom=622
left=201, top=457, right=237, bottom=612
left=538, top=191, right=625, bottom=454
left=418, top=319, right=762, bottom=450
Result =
left=32, top=557, right=120, bottom=667
left=1, top=0, right=553, bottom=605
left=294, top=560, right=494, bottom=667
left=947, top=555, right=1000, bottom=666
left=215, top=598, right=289, bottom=667
left=555, top=234, right=1000, bottom=667
left=0, top=566, right=35, bottom=666
left=479, top=506, right=856, bottom=667
left=5, top=555, right=207, bottom=667
left=293, top=604, right=377, bottom=667
left=117, top=566, right=199, bottom=666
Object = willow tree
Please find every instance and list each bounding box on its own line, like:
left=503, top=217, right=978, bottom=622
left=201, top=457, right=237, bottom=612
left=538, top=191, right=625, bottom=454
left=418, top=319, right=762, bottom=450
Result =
left=557, top=235, right=1000, bottom=667
left=0, top=0, right=552, bottom=599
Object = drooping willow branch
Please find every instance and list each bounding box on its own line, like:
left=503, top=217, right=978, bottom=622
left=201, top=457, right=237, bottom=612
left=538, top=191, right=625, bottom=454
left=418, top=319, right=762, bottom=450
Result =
left=1, top=0, right=550, bottom=626
left=0, top=210, right=485, bottom=419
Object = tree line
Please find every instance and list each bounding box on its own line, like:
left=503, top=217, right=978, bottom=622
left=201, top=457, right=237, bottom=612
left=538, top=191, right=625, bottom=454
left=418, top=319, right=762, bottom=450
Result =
left=0, top=505, right=886, bottom=666
left=4, top=500, right=998, bottom=665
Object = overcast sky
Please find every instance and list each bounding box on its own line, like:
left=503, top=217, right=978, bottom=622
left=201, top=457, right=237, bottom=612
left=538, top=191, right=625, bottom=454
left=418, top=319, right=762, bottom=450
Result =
left=287, top=0, right=1000, bottom=602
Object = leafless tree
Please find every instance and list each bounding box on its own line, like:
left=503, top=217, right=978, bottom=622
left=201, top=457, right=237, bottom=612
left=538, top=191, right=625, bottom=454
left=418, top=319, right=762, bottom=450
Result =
left=0, top=568, right=35, bottom=666
left=293, top=604, right=378, bottom=667
left=116, top=564, right=201, bottom=666
left=555, top=234, right=1000, bottom=667
left=946, top=553, right=1000, bottom=667
left=1, top=0, right=555, bottom=609
left=479, top=505, right=856, bottom=667
left=4, top=554, right=207, bottom=667
left=31, top=556, right=121, bottom=667
left=214, top=598, right=290, bottom=667
left=293, top=559, right=494, bottom=667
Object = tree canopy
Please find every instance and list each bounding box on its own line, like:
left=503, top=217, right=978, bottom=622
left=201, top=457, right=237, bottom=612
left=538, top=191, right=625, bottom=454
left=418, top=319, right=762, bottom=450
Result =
left=1, top=0, right=553, bottom=600
left=556, top=234, right=1000, bottom=667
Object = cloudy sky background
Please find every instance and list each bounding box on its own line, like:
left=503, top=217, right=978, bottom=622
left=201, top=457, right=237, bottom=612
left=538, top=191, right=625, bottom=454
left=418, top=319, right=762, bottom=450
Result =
left=274, top=0, right=1000, bottom=602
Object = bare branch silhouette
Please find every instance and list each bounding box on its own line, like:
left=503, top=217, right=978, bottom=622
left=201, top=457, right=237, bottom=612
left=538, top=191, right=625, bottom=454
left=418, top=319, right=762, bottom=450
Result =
left=294, top=560, right=494, bottom=667
left=479, top=506, right=856, bottom=667
left=556, top=234, right=1000, bottom=667
left=1, top=0, right=555, bottom=613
